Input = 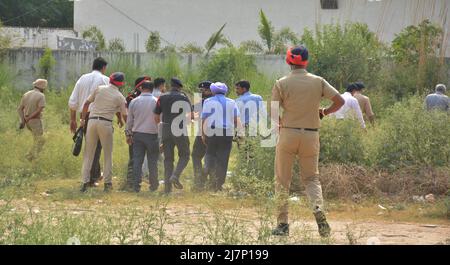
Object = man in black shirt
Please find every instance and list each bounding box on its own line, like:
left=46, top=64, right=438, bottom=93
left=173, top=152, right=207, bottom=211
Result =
left=191, top=81, right=213, bottom=191
left=154, top=78, right=192, bottom=194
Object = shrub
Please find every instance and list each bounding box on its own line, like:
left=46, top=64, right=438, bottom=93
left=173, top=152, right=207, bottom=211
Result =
left=201, top=47, right=257, bottom=87
left=108, top=38, right=126, bottom=52
left=301, top=22, right=384, bottom=89
left=145, top=31, right=161, bottom=53
left=82, top=26, right=106, bottom=51
left=372, top=95, right=450, bottom=169
left=38, top=48, right=56, bottom=82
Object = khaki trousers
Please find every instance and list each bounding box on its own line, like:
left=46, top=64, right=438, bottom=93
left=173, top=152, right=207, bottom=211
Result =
left=275, top=128, right=324, bottom=224
left=26, top=119, right=45, bottom=160
left=81, top=120, right=113, bottom=184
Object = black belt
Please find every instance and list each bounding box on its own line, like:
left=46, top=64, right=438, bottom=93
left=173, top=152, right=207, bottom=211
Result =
left=283, top=127, right=318, bottom=132
left=89, top=116, right=113, bottom=122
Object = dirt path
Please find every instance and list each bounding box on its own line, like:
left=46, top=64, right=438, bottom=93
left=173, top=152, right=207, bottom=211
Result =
left=289, top=220, right=450, bottom=245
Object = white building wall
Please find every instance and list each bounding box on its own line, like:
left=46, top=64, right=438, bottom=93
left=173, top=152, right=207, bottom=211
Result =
left=3, top=27, right=96, bottom=51
left=74, top=0, right=450, bottom=55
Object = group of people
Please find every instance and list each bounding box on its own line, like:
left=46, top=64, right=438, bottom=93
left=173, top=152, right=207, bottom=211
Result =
left=66, top=57, right=264, bottom=195
left=17, top=45, right=449, bottom=238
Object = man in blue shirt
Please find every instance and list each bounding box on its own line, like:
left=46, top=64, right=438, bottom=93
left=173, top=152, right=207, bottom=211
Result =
left=235, top=80, right=265, bottom=129
left=201, top=82, right=242, bottom=192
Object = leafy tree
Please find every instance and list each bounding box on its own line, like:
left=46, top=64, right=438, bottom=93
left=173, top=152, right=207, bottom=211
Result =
left=179, top=42, right=204, bottom=54
left=160, top=45, right=177, bottom=54
left=0, top=0, right=73, bottom=28
left=390, top=20, right=446, bottom=95
left=39, top=47, right=56, bottom=81
left=258, top=10, right=274, bottom=53
left=239, top=40, right=264, bottom=54
left=201, top=47, right=256, bottom=86
left=205, top=23, right=231, bottom=56
left=145, top=31, right=161, bottom=53
left=301, top=22, right=384, bottom=89
left=0, top=20, right=12, bottom=57
left=108, top=38, right=125, bottom=52
left=257, top=10, right=300, bottom=54
left=82, top=26, right=106, bottom=51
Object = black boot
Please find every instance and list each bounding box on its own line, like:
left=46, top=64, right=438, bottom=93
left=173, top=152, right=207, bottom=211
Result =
left=314, top=210, right=331, bottom=238
left=272, top=223, right=289, bottom=236
left=169, top=175, right=183, bottom=189
left=80, top=183, right=89, bottom=193
left=104, top=183, right=113, bottom=192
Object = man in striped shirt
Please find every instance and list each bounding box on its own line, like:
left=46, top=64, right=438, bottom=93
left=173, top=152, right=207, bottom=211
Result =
left=68, top=57, right=109, bottom=187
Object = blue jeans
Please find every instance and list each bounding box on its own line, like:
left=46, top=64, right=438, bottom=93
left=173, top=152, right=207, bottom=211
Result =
left=133, top=132, right=159, bottom=190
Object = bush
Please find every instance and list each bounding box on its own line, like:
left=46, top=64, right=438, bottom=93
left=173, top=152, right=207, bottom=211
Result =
left=319, top=119, right=366, bottom=164
left=301, top=22, right=384, bottom=89
left=201, top=47, right=257, bottom=87
left=82, top=26, right=106, bottom=51
left=145, top=31, right=161, bottom=53
left=38, top=48, right=56, bottom=81
left=108, top=38, right=126, bottom=52
left=372, top=95, right=450, bottom=169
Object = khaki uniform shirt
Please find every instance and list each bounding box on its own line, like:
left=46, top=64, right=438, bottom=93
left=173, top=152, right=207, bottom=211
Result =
left=354, top=93, right=374, bottom=118
left=87, top=84, right=127, bottom=121
left=271, top=69, right=339, bottom=129
left=19, top=88, right=46, bottom=119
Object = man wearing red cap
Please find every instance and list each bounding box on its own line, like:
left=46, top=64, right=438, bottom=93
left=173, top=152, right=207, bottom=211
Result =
left=79, top=72, right=128, bottom=192
left=271, top=45, right=344, bottom=237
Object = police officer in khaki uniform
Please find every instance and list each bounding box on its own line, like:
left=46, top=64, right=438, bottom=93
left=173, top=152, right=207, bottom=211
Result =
left=271, top=46, right=344, bottom=237
left=80, top=72, right=128, bottom=192
left=17, top=79, right=48, bottom=161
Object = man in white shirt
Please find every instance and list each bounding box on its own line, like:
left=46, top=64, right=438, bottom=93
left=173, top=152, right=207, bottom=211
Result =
left=68, top=57, right=109, bottom=186
left=332, top=83, right=366, bottom=129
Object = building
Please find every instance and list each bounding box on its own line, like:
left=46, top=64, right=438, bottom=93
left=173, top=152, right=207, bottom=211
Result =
left=4, top=27, right=96, bottom=51
left=74, top=0, right=450, bottom=55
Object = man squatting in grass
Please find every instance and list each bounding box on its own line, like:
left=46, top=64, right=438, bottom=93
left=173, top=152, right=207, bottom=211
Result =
left=271, top=45, right=345, bottom=237
left=79, top=72, right=128, bottom=192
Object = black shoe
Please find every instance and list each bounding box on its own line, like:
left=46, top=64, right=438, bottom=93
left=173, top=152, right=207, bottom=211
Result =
left=104, top=183, right=113, bottom=192
left=314, top=210, right=331, bottom=238
left=170, top=176, right=183, bottom=189
left=80, top=183, right=89, bottom=193
left=272, top=223, right=289, bottom=236
left=133, top=186, right=141, bottom=193
left=149, top=185, right=159, bottom=192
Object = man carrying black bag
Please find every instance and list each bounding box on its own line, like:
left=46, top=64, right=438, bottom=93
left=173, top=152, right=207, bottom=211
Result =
left=72, top=127, right=84, bottom=156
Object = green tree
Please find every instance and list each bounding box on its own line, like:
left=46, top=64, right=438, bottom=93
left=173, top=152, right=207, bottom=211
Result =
left=257, top=10, right=300, bottom=54
left=108, top=38, right=126, bottom=52
left=301, top=22, right=384, bottom=89
left=205, top=23, right=231, bottom=56
left=201, top=47, right=256, bottom=86
left=178, top=42, right=204, bottom=54
left=0, top=0, right=73, bottom=28
left=258, top=9, right=274, bottom=53
left=82, top=26, right=106, bottom=51
left=239, top=40, right=264, bottom=54
left=390, top=20, right=446, bottom=95
left=39, top=48, right=56, bottom=81
left=145, top=31, right=161, bottom=53
left=0, top=20, right=12, bottom=57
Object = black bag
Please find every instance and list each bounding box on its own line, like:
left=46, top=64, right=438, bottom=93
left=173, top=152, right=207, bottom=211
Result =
left=72, top=127, right=84, bottom=156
